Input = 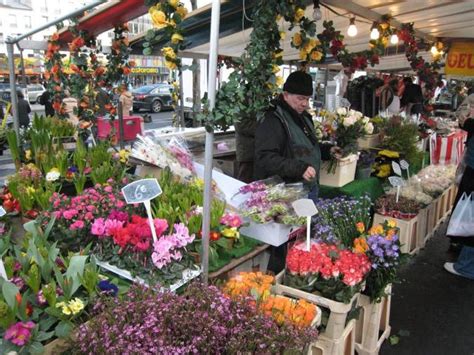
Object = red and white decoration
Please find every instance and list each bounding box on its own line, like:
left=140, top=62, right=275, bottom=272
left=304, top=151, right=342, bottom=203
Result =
left=430, top=130, right=468, bottom=165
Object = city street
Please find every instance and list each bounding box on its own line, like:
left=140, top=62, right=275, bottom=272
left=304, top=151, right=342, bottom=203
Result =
left=0, top=105, right=176, bottom=185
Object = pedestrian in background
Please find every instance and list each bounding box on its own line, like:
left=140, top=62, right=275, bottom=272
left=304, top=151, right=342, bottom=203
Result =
left=39, top=90, right=55, bottom=117
left=17, top=91, right=31, bottom=128
left=119, top=83, right=133, bottom=117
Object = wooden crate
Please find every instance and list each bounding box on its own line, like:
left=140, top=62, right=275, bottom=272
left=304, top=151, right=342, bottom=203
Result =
left=274, top=271, right=360, bottom=340
left=308, top=320, right=356, bottom=355
left=416, top=207, right=428, bottom=249
left=355, top=285, right=392, bottom=355
left=372, top=214, right=419, bottom=255
left=424, top=202, right=437, bottom=244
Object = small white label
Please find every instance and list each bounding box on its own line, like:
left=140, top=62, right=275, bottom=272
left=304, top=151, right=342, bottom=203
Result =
left=0, top=259, right=7, bottom=280
left=292, top=199, right=318, bottom=217
left=388, top=176, right=405, bottom=187
left=400, top=160, right=410, bottom=170
left=0, top=207, right=6, bottom=217
left=121, top=179, right=162, bottom=204
left=392, top=161, right=402, bottom=176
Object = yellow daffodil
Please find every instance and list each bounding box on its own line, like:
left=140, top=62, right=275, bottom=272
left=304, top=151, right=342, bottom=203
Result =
left=176, top=5, right=188, bottom=19
left=292, top=32, right=302, bottom=47
left=310, top=50, right=323, bottom=61
left=150, top=10, right=168, bottom=28
left=168, top=0, right=179, bottom=8
left=119, top=149, right=130, bottom=163
left=294, top=8, right=305, bottom=22
left=171, top=33, right=184, bottom=44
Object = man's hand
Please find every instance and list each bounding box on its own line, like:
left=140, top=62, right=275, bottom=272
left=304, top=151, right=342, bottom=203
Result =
left=303, top=166, right=317, bottom=181
left=330, top=146, right=344, bottom=160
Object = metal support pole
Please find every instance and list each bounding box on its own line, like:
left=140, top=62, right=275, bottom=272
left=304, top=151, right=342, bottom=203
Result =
left=18, top=47, right=27, bottom=86
left=179, top=70, right=185, bottom=129
left=201, top=0, right=221, bottom=285
left=117, top=101, right=125, bottom=150
left=7, top=42, right=20, bottom=142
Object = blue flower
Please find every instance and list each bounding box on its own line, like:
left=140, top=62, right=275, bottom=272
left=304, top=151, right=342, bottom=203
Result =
left=98, top=280, right=118, bottom=296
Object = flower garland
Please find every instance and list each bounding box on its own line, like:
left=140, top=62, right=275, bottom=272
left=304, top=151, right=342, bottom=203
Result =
left=44, top=32, right=68, bottom=118
left=145, top=0, right=188, bottom=71
left=105, top=24, right=135, bottom=86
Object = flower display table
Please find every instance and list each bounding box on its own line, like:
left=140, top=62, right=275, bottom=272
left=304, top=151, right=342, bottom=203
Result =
left=319, top=177, right=384, bottom=202
left=319, top=154, right=359, bottom=188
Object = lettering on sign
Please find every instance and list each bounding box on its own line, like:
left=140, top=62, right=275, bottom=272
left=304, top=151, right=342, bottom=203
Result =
left=121, top=179, right=162, bottom=204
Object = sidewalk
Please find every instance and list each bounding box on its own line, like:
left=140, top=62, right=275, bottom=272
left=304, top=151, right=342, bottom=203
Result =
left=381, top=219, right=474, bottom=355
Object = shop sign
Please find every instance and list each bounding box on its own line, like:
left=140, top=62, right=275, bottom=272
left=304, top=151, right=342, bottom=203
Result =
left=446, top=42, right=474, bottom=76
left=131, top=67, right=159, bottom=74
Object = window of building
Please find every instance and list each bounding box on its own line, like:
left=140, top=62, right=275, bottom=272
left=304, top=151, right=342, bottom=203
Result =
left=24, top=16, right=32, bottom=29
left=42, top=16, right=48, bottom=24
left=40, top=0, right=48, bottom=12
left=9, top=15, right=17, bottom=28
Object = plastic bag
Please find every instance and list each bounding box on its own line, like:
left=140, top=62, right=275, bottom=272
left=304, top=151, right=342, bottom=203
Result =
left=447, top=193, right=474, bottom=237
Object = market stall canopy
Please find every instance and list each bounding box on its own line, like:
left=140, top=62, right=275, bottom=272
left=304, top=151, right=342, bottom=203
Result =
left=57, top=0, right=148, bottom=44
left=130, top=0, right=474, bottom=72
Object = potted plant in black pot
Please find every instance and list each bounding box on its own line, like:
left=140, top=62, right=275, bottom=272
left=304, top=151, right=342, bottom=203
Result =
left=356, top=150, right=376, bottom=179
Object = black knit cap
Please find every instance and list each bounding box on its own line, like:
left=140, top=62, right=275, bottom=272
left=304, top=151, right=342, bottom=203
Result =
left=283, top=71, right=313, bottom=96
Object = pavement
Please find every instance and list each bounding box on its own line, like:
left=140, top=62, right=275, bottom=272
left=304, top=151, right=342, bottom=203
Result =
left=381, top=219, right=474, bottom=355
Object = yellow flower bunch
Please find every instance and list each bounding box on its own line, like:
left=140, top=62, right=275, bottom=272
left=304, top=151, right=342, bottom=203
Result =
left=118, top=149, right=130, bottom=163
left=56, top=298, right=85, bottom=316
left=378, top=150, right=400, bottom=158
left=376, top=163, right=391, bottom=178
left=221, top=227, right=240, bottom=239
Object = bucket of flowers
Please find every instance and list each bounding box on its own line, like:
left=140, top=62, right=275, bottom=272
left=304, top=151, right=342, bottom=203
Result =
left=318, top=108, right=373, bottom=187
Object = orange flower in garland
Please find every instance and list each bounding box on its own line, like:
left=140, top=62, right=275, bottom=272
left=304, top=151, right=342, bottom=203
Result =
left=69, top=36, right=85, bottom=52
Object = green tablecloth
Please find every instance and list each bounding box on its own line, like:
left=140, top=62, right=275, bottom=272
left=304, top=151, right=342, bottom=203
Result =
left=319, top=177, right=385, bottom=201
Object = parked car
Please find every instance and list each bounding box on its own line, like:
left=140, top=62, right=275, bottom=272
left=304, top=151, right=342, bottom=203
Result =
left=0, top=83, right=29, bottom=103
left=27, top=84, right=46, bottom=103
left=132, top=84, right=174, bottom=113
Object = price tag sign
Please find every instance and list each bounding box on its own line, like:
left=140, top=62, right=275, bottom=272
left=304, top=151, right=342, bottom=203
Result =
left=400, top=160, right=410, bottom=179
left=392, top=161, right=402, bottom=177
left=292, top=199, right=318, bottom=252
left=122, top=179, right=162, bottom=242
left=388, top=176, right=405, bottom=203
left=0, top=206, right=6, bottom=217
left=122, top=179, right=162, bottom=204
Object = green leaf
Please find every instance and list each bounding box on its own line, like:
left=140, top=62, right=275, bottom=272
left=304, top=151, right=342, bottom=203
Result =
left=29, top=341, right=45, bottom=354
left=65, top=255, right=88, bottom=296
left=55, top=320, right=73, bottom=338
left=1, top=279, right=19, bottom=309
left=389, top=335, right=400, bottom=345
left=35, top=330, right=55, bottom=342
left=143, top=47, right=152, bottom=56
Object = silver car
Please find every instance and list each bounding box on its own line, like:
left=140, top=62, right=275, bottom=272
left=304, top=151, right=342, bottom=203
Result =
left=27, top=84, right=46, bottom=104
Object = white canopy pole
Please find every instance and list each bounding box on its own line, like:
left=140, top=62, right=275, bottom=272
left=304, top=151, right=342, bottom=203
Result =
left=201, top=0, right=221, bottom=285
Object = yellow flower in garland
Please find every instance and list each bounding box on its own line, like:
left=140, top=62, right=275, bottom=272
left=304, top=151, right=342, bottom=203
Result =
left=299, top=50, right=308, bottom=61
left=279, top=31, right=286, bottom=40
left=168, top=0, right=179, bottom=8
left=150, top=9, right=167, bottom=28
left=171, top=33, right=184, bottom=44
left=176, top=5, right=188, bottom=19
left=303, top=38, right=319, bottom=54
left=272, top=64, right=280, bottom=73
left=162, top=46, right=177, bottom=60
left=273, top=51, right=283, bottom=59
left=165, top=60, right=177, bottom=70
left=292, top=32, right=302, bottom=47
left=294, top=8, right=305, bottom=22
left=310, top=50, right=323, bottom=61
left=275, top=76, right=284, bottom=87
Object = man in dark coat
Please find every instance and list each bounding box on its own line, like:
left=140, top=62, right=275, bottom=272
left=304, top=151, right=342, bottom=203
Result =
left=17, top=91, right=31, bottom=128
left=235, top=118, right=257, bottom=183
left=400, top=77, right=423, bottom=115
left=254, top=71, right=331, bottom=201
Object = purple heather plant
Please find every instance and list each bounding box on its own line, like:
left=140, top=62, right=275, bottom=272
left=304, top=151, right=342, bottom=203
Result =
left=74, top=283, right=317, bottom=354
